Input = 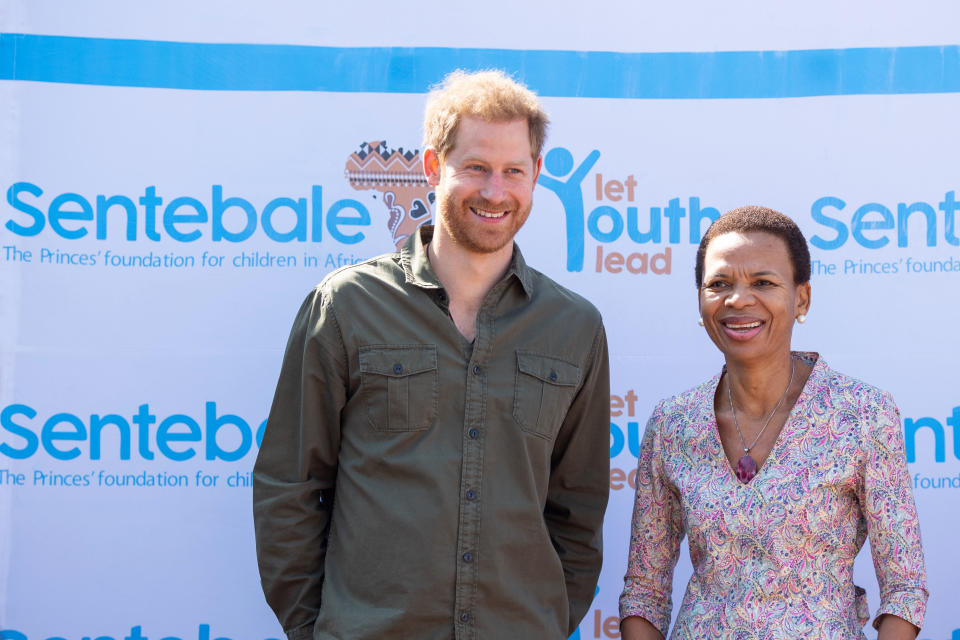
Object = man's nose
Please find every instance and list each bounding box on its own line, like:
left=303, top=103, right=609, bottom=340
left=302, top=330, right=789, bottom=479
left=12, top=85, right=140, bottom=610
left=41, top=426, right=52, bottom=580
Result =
left=480, top=172, right=506, bottom=203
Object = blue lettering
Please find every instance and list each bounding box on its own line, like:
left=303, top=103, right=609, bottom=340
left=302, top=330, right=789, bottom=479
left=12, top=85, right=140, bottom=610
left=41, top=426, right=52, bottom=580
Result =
left=211, top=185, right=257, bottom=242
left=851, top=203, right=894, bottom=249
left=256, top=418, right=268, bottom=448
left=125, top=625, right=148, bottom=640
left=90, top=414, right=132, bottom=460
left=156, top=414, right=201, bottom=461
left=262, top=197, right=307, bottom=242
left=689, top=197, right=719, bottom=243
left=49, top=192, right=93, bottom=240
left=626, top=207, right=660, bottom=243
left=198, top=623, right=234, bottom=640
left=41, top=412, right=87, bottom=461
left=5, top=182, right=45, bottom=236
left=947, top=406, right=960, bottom=461
left=3, top=183, right=373, bottom=244
left=663, top=198, right=686, bottom=243
left=96, top=194, right=138, bottom=241
left=133, top=403, right=156, bottom=460
left=904, top=417, right=945, bottom=463
left=0, top=630, right=28, bottom=640
left=0, top=404, right=40, bottom=458
left=810, top=197, right=849, bottom=250
left=163, top=197, right=207, bottom=242
left=897, top=201, right=937, bottom=247
left=942, top=190, right=960, bottom=245
left=311, top=185, right=324, bottom=242
left=609, top=421, right=642, bottom=458
left=1, top=403, right=270, bottom=461
left=588, top=206, right=623, bottom=243
left=139, top=186, right=163, bottom=241
left=326, top=199, right=369, bottom=244
left=205, top=402, right=253, bottom=461
left=610, top=422, right=625, bottom=458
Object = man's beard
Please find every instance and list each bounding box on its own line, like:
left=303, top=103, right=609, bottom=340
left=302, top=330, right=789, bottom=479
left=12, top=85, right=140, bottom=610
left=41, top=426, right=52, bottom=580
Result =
left=436, top=191, right=530, bottom=254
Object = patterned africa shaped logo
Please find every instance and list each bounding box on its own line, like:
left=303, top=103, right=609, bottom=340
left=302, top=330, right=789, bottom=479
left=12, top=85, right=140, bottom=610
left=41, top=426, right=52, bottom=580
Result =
left=345, top=141, right=435, bottom=250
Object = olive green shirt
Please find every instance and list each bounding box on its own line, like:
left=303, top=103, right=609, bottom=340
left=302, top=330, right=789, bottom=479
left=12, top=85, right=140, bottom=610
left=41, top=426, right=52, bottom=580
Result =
left=254, top=226, right=610, bottom=640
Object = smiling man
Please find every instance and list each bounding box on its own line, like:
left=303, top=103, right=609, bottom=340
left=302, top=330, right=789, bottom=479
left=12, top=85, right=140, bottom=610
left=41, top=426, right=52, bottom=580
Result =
left=253, top=70, right=611, bottom=640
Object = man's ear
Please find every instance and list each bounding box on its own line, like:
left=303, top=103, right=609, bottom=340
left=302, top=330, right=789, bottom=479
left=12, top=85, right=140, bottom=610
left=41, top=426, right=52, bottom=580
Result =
left=424, top=147, right=441, bottom=186
left=533, top=155, right=543, bottom=183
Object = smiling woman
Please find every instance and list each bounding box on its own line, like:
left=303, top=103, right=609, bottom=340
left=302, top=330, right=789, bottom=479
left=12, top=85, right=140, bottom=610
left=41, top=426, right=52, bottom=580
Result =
left=619, top=206, right=929, bottom=640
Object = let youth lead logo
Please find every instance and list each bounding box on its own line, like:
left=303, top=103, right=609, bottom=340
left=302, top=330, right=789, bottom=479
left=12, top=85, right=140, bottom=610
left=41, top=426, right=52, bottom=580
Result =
left=538, top=147, right=719, bottom=275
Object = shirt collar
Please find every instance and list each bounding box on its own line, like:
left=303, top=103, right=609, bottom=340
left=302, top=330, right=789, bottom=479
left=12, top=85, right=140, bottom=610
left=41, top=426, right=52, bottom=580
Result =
left=401, top=225, right=534, bottom=299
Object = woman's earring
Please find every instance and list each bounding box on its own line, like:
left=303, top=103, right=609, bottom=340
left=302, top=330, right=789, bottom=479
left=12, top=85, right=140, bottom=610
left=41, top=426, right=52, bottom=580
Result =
left=697, top=318, right=705, bottom=327
left=796, top=314, right=806, bottom=324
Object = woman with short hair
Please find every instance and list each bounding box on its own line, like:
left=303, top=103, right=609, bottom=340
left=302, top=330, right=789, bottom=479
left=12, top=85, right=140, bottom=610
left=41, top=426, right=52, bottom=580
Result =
left=619, top=206, right=927, bottom=639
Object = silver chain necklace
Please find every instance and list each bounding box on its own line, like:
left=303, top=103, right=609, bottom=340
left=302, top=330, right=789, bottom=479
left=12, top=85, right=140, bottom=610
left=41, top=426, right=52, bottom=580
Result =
left=727, top=359, right=795, bottom=483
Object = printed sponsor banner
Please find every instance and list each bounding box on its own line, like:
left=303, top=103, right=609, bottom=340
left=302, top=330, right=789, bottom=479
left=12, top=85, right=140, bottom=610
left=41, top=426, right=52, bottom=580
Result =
left=2, top=8, right=959, bottom=640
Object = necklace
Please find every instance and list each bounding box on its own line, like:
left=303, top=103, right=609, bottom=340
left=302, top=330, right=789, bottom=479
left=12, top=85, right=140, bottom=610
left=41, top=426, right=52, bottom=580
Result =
left=727, top=359, right=795, bottom=483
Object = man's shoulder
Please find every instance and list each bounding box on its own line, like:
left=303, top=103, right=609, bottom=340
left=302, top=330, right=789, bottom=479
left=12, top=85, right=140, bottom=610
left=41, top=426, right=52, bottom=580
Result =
left=316, top=250, right=403, bottom=296
left=526, top=265, right=603, bottom=325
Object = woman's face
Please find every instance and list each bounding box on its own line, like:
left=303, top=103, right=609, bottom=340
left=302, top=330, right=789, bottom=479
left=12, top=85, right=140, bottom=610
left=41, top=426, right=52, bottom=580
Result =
left=698, top=231, right=811, bottom=365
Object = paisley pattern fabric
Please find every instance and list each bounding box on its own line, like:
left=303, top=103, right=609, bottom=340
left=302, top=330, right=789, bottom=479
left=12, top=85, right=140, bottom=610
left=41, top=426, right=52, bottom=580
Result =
left=619, top=353, right=927, bottom=639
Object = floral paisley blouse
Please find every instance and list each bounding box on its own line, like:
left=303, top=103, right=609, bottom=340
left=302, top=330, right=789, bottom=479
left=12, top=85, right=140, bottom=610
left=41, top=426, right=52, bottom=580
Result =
left=619, top=353, right=927, bottom=639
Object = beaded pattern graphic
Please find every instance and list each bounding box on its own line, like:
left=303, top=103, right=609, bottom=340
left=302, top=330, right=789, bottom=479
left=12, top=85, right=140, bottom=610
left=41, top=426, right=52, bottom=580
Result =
left=345, top=141, right=434, bottom=249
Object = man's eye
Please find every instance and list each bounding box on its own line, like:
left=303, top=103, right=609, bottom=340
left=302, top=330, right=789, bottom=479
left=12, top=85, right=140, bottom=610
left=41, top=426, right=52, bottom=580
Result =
left=705, top=281, right=728, bottom=290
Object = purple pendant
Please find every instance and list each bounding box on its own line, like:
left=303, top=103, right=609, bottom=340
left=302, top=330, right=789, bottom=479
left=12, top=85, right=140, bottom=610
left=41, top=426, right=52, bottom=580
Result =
left=736, top=454, right=757, bottom=483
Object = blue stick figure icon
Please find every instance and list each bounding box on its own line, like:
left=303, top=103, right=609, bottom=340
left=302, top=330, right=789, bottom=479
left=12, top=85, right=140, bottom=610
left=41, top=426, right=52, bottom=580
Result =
left=538, top=147, right=601, bottom=272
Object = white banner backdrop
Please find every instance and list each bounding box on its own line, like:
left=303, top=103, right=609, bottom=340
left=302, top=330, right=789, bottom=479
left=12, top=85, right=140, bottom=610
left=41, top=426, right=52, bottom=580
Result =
left=1, top=3, right=959, bottom=639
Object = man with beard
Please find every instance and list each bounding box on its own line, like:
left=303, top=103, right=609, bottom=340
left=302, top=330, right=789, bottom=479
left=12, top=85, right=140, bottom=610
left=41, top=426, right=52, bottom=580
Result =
left=254, top=70, right=610, bottom=640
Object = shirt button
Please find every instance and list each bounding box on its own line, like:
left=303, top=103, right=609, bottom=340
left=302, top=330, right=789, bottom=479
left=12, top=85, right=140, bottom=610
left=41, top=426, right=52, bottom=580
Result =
left=472, top=364, right=481, bottom=375
left=459, top=612, right=470, bottom=623
left=549, top=370, right=558, bottom=382
left=462, top=552, right=473, bottom=563
left=468, top=428, right=479, bottom=439
left=466, top=489, right=476, bottom=500
left=392, top=363, right=403, bottom=374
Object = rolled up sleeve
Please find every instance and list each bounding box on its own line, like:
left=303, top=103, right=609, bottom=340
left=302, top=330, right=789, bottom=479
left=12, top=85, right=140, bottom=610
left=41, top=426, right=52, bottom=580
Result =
left=619, top=403, right=685, bottom=637
left=860, top=391, right=928, bottom=631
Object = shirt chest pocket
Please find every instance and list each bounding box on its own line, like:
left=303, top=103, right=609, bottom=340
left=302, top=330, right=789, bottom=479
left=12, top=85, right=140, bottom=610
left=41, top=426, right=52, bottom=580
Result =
left=358, top=345, right=438, bottom=432
left=513, top=351, right=581, bottom=439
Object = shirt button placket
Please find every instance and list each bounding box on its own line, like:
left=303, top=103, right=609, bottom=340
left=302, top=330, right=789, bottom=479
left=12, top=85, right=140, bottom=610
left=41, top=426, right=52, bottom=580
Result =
left=457, top=347, right=485, bottom=639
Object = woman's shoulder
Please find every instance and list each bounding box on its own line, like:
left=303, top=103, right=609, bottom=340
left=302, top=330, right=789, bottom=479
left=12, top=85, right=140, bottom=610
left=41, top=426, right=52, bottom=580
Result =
left=649, top=373, right=720, bottom=428
left=805, top=353, right=896, bottom=411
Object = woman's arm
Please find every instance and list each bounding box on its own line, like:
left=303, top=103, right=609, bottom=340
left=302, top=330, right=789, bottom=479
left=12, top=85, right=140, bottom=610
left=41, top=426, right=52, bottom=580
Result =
left=618, top=407, right=685, bottom=637
left=876, top=613, right=920, bottom=640
left=621, top=614, right=665, bottom=640
left=861, top=391, right=928, bottom=632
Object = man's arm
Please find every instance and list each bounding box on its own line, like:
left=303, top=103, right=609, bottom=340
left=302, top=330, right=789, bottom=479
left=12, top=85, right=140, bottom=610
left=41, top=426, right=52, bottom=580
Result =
left=253, top=287, right=347, bottom=640
left=544, top=321, right=611, bottom=634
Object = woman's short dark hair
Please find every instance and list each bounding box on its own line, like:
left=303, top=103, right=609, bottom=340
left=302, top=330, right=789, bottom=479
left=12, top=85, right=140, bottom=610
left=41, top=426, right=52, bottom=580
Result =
left=694, top=206, right=811, bottom=288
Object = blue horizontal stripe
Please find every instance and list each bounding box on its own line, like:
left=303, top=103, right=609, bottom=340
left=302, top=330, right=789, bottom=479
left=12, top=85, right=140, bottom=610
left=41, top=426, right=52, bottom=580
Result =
left=2, top=33, right=959, bottom=98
